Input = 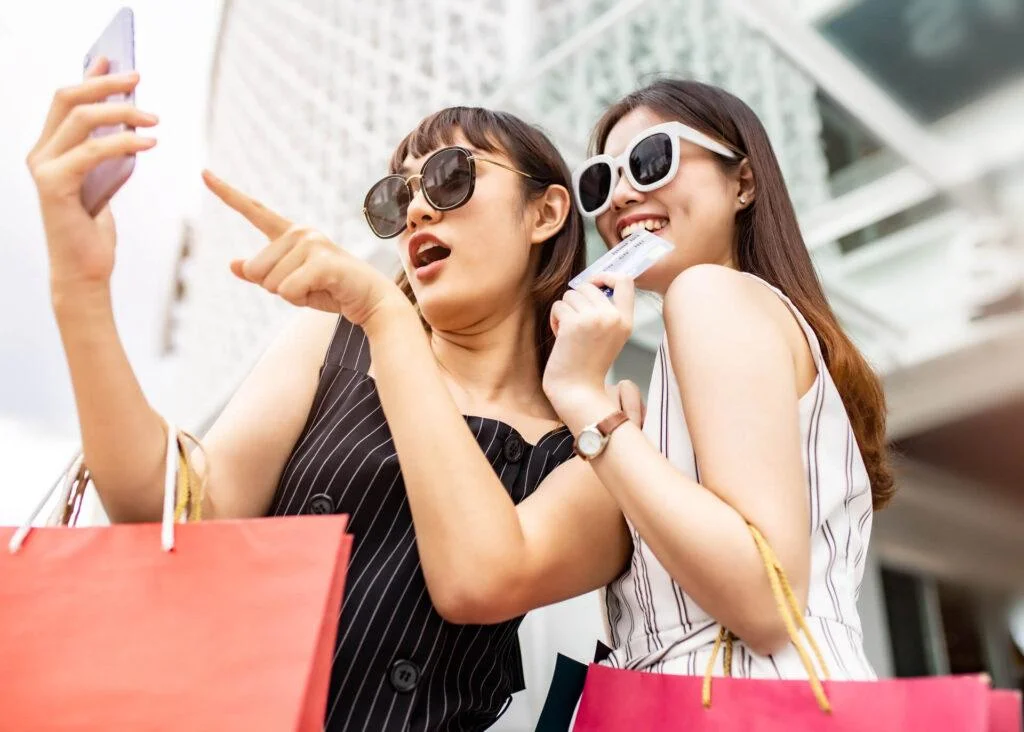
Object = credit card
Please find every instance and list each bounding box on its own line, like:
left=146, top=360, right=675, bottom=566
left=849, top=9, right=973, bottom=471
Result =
left=569, top=229, right=673, bottom=293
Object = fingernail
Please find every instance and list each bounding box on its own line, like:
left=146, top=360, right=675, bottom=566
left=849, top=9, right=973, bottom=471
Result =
left=142, top=112, right=159, bottom=123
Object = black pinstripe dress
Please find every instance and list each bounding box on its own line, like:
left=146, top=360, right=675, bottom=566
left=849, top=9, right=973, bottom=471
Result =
left=268, top=317, right=576, bottom=731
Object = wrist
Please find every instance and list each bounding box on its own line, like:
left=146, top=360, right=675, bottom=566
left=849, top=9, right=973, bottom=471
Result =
left=361, top=292, right=420, bottom=342
left=548, top=384, right=619, bottom=435
left=50, top=279, right=114, bottom=319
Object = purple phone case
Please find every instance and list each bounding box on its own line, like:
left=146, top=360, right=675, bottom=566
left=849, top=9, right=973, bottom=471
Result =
left=80, top=7, right=136, bottom=217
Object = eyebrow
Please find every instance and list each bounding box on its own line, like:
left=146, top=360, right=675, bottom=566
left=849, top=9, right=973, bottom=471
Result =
left=396, top=146, right=486, bottom=177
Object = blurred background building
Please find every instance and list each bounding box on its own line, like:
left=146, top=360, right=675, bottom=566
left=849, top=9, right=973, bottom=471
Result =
left=2, top=0, right=1023, bottom=728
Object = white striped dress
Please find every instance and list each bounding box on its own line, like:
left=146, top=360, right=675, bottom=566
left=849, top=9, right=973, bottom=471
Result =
left=603, top=274, right=877, bottom=680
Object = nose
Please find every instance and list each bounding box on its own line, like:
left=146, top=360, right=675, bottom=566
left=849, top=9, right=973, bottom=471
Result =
left=610, top=165, right=644, bottom=212
left=406, top=176, right=442, bottom=231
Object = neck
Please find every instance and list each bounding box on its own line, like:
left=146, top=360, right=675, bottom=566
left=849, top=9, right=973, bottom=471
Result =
left=429, top=301, right=546, bottom=411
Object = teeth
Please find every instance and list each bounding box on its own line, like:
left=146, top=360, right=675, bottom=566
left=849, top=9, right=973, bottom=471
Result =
left=413, top=239, right=451, bottom=268
left=619, top=219, right=668, bottom=240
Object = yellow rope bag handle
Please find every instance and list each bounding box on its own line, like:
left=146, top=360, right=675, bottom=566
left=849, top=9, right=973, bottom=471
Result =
left=701, top=524, right=833, bottom=714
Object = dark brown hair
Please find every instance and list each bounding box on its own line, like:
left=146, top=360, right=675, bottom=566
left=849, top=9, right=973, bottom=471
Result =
left=389, top=107, right=586, bottom=374
left=594, top=79, right=893, bottom=509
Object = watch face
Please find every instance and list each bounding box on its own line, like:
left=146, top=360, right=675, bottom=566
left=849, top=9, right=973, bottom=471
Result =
left=577, top=429, right=604, bottom=457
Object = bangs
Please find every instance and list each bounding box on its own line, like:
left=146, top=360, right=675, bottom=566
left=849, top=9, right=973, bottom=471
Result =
left=388, top=107, right=513, bottom=174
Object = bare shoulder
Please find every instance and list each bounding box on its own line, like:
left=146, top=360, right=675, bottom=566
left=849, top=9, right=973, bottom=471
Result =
left=205, top=308, right=340, bottom=449
left=664, top=264, right=789, bottom=339
left=290, top=308, right=343, bottom=349
left=272, top=308, right=343, bottom=371
left=663, top=265, right=814, bottom=390
left=198, top=309, right=342, bottom=519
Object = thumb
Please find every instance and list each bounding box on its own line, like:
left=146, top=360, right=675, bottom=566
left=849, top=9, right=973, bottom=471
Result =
left=591, top=272, right=635, bottom=316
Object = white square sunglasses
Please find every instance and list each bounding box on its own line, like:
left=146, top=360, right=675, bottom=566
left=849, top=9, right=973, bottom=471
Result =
left=571, top=121, right=738, bottom=218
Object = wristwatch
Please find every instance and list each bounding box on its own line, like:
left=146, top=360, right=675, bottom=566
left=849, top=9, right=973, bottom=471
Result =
left=574, top=410, right=630, bottom=461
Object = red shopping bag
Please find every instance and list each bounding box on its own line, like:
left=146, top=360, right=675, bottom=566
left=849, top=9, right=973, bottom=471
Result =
left=573, top=524, right=1014, bottom=731
left=989, top=689, right=1023, bottom=731
left=0, top=425, right=353, bottom=731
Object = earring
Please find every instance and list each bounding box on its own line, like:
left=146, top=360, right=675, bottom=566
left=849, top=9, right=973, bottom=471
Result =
left=739, top=195, right=748, bottom=205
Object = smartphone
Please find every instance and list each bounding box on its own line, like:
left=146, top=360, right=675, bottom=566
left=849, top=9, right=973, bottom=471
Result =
left=80, top=7, right=136, bottom=217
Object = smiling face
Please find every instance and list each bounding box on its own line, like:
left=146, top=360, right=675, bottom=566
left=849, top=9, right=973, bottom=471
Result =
left=595, top=107, right=745, bottom=294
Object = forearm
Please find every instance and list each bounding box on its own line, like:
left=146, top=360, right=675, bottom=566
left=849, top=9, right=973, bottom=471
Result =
left=363, top=304, right=528, bottom=616
left=51, top=284, right=167, bottom=522
left=557, top=392, right=794, bottom=653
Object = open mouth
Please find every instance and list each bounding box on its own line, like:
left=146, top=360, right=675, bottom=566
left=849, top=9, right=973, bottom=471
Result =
left=618, top=218, right=669, bottom=240
left=413, top=241, right=452, bottom=269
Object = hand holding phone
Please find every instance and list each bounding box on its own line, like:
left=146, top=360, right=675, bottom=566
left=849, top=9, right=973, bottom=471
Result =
left=24, top=7, right=158, bottom=290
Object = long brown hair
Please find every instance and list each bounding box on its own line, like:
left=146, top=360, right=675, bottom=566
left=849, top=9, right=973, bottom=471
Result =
left=388, top=107, right=586, bottom=375
left=594, top=80, right=894, bottom=509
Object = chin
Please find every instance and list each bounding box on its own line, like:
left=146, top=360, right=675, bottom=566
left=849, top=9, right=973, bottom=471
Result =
left=415, top=287, right=475, bottom=331
left=413, top=289, right=449, bottom=317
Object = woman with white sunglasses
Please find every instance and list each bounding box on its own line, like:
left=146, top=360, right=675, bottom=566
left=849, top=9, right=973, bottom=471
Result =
left=541, top=78, right=893, bottom=682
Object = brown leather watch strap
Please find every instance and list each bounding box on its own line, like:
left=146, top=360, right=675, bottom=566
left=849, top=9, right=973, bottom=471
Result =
left=596, top=410, right=630, bottom=438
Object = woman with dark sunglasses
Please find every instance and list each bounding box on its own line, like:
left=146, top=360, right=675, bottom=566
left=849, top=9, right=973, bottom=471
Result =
left=27, top=62, right=639, bottom=731
left=537, top=78, right=894, bottom=689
